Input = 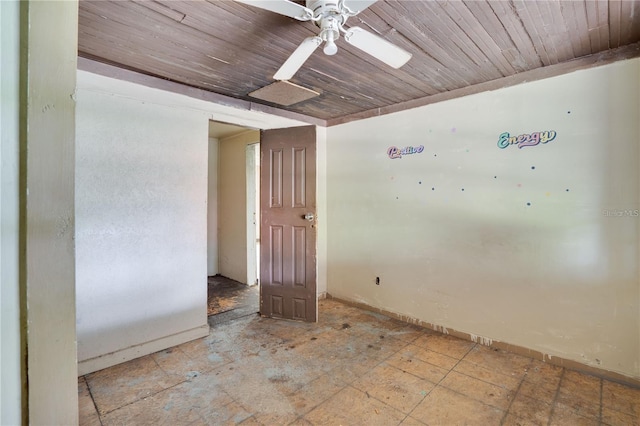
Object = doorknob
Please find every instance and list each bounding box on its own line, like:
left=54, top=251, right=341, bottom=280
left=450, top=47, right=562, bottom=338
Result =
left=304, top=213, right=315, bottom=222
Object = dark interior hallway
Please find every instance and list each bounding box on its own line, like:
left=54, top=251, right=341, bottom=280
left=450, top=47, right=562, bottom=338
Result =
left=207, top=275, right=259, bottom=326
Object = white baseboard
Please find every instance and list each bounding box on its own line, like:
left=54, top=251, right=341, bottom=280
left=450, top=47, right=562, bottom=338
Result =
left=78, top=324, right=209, bottom=376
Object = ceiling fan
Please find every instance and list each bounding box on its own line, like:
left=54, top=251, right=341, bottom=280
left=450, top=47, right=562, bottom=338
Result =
left=236, top=0, right=412, bottom=80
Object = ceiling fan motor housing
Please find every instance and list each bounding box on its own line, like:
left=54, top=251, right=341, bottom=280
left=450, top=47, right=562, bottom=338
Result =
left=308, top=1, right=346, bottom=25
left=307, top=0, right=341, bottom=18
left=308, top=0, right=345, bottom=53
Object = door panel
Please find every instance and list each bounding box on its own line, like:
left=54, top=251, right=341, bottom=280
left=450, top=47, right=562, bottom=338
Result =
left=260, top=126, right=317, bottom=322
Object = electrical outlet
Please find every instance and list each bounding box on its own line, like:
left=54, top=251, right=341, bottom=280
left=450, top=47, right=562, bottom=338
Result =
left=375, top=277, right=380, bottom=285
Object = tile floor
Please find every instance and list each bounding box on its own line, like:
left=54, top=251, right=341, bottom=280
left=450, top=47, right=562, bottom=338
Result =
left=79, top=299, right=640, bottom=425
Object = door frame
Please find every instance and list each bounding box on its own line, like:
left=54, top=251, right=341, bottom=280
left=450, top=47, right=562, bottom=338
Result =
left=246, top=142, right=260, bottom=286
left=213, top=123, right=325, bottom=313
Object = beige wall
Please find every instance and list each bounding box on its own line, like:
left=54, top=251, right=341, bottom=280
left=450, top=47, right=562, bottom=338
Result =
left=218, top=130, right=260, bottom=283
left=72, top=59, right=309, bottom=374
left=24, top=1, right=79, bottom=423
left=75, top=70, right=210, bottom=374
left=326, top=58, right=640, bottom=380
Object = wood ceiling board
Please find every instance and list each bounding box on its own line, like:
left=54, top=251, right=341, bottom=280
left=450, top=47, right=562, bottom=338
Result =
left=461, top=1, right=515, bottom=52
left=78, top=56, right=326, bottom=127
left=459, top=4, right=521, bottom=74
left=487, top=1, right=543, bottom=69
left=288, top=53, right=413, bottom=104
left=631, top=3, right=640, bottom=41
left=585, top=0, right=610, bottom=53
left=400, top=1, right=496, bottom=83
left=563, top=1, right=592, bottom=57
left=374, top=4, right=475, bottom=87
left=512, top=0, right=554, bottom=66
left=78, top=6, right=235, bottom=73
left=620, top=0, right=640, bottom=45
left=138, top=2, right=298, bottom=82
left=169, top=1, right=424, bottom=107
left=80, top=31, right=265, bottom=99
left=292, top=11, right=435, bottom=100
left=427, top=1, right=504, bottom=79
left=83, top=1, right=298, bottom=88
left=132, top=0, right=186, bottom=22
left=609, top=0, right=622, bottom=47
left=439, top=1, right=516, bottom=76
left=78, top=0, right=640, bottom=122
left=544, top=1, right=573, bottom=62
left=351, top=8, right=458, bottom=92
left=329, top=41, right=640, bottom=127
left=547, top=1, right=578, bottom=62
left=174, top=1, right=316, bottom=60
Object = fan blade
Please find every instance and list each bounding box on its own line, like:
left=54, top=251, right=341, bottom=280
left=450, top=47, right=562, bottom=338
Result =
left=274, top=36, right=322, bottom=80
left=344, top=26, right=412, bottom=69
left=235, top=0, right=314, bottom=21
left=344, top=0, right=378, bottom=14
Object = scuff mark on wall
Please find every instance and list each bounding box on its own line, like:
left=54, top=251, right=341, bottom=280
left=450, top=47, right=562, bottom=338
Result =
left=56, top=215, right=73, bottom=239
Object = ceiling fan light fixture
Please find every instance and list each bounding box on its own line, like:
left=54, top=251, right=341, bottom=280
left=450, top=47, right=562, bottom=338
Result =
left=323, top=32, right=338, bottom=55
left=323, top=40, right=338, bottom=55
left=320, top=16, right=340, bottom=56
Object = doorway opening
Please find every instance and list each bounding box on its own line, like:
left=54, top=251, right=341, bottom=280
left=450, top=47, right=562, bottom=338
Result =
left=207, top=120, right=260, bottom=322
left=207, top=122, right=318, bottom=323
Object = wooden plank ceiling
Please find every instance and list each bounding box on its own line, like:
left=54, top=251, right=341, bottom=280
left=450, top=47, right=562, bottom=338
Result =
left=78, top=0, right=640, bottom=124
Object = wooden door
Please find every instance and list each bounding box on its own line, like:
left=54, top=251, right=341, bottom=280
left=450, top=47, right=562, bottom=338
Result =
left=260, top=126, right=317, bottom=322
